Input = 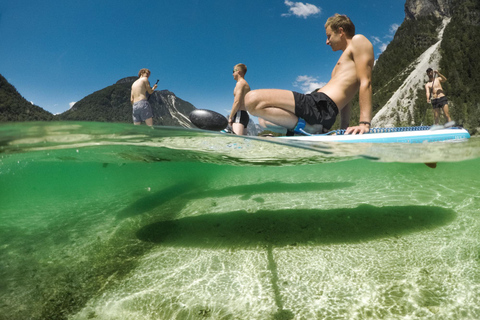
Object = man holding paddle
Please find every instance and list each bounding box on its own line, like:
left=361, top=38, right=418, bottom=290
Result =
left=245, top=14, right=374, bottom=135
left=131, top=68, right=158, bottom=126
left=425, top=68, right=452, bottom=125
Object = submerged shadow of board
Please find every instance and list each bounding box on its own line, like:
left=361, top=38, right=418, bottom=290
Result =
left=118, top=181, right=355, bottom=220
left=136, top=204, right=456, bottom=247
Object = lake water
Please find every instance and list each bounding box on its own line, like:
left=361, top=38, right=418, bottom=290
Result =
left=1, top=122, right=479, bottom=320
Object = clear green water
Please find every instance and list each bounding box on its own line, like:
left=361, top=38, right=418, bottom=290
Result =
left=1, top=122, right=479, bottom=320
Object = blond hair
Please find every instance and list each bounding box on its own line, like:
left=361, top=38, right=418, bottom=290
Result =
left=325, top=14, right=355, bottom=38
left=138, top=68, right=151, bottom=77
left=235, top=63, right=247, bottom=76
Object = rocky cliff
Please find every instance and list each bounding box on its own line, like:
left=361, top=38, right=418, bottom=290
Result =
left=405, top=0, right=452, bottom=19
left=370, top=0, right=480, bottom=132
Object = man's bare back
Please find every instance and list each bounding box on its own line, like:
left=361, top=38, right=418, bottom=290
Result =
left=131, top=77, right=156, bottom=104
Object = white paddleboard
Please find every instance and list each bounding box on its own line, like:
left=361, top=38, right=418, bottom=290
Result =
left=278, top=127, right=470, bottom=143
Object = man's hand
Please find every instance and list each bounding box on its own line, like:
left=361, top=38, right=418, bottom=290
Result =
left=345, top=123, right=370, bottom=135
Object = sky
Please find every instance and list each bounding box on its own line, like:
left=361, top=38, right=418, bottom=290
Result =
left=0, top=0, right=405, bottom=118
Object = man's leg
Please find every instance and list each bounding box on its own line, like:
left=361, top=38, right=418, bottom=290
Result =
left=259, top=118, right=287, bottom=134
left=433, top=108, right=440, bottom=125
left=245, top=89, right=325, bottom=134
left=245, top=89, right=297, bottom=129
left=232, top=123, right=246, bottom=135
left=442, top=104, right=452, bottom=122
left=145, top=118, right=153, bottom=126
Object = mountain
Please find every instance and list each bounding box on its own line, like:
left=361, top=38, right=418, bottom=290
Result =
left=57, top=77, right=195, bottom=127
left=0, top=73, right=53, bottom=121
left=368, top=0, right=480, bottom=133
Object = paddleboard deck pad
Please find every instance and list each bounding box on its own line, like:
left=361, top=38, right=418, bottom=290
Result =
left=278, top=126, right=470, bottom=143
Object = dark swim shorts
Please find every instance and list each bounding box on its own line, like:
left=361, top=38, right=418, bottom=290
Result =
left=292, top=91, right=339, bottom=130
left=232, top=110, right=250, bottom=127
left=431, top=96, right=448, bottom=109
left=132, top=100, right=153, bottom=122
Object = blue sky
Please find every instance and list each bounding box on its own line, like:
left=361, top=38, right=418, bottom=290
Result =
left=0, top=0, right=405, bottom=117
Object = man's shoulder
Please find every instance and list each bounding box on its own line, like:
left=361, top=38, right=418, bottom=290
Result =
left=350, top=34, right=373, bottom=52
left=132, top=77, right=144, bottom=85
left=236, top=79, right=249, bottom=88
left=352, top=34, right=370, bottom=44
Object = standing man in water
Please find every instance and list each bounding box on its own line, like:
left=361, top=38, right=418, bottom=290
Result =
left=245, top=14, right=374, bottom=135
left=425, top=68, right=452, bottom=125
left=131, top=68, right=158, bottom=126
left=228, top=63, right=251, bottom=135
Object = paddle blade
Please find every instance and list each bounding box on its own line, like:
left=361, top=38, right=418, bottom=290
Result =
left=425, top=162, right=437, bottom=169
left=189, top=109, right=228, bottom=131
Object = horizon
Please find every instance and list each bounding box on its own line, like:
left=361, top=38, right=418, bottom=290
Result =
left=0, top=0, right=404, bottom=118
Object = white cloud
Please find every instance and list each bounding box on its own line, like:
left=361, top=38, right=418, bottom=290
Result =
left=293, top=75, right=326, bottom=93
left=69, top=102, right=76, bottom=109
left=373, top=23, right=401, bottom=55
left=389, top=23, right=400, bottom=36
left=379, top=43, right=388, bottom=53
left=371, top=36, right=381, bottom=45
left=281, top=0, right=321, bottom=19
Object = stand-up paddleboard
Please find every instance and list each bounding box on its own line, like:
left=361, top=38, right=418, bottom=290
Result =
left=189, top=109, right=228, bottom=131
left=279, top=126, right=470, bottom=143
left=190, top=109, right=470, bottom=143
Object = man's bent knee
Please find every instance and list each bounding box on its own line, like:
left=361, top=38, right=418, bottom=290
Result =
left=244, top=91, right=259, bottom=114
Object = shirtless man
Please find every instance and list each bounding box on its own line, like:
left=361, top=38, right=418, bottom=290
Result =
left=425, top=68, right=452, bottom=125
left=228, top=63, right=251, bottom=135
left=245, top=14, right=374, bottom=135
left=131, top=68, right=158, bottom=126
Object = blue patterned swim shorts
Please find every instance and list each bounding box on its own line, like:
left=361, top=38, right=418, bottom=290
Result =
left=132, top=100, right=153, bottom=123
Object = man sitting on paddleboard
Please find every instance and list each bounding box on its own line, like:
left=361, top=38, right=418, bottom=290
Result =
left=131, top=68, right=158, bottom=126
left=245, top=14, right=374, bottom=135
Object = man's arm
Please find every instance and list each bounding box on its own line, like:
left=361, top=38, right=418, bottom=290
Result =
left=346, top=35, right=374, bottom=134
left=425, top=83, right=431, bottom=103
left=144, top=78, right=157, bottom=94
left=436, top=71, right=447, bottom=82
left=340, top=102, right=351, bottom=129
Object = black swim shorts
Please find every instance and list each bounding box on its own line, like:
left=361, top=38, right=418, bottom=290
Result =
left=293, top=91, right=339, bottom=130
left=232, top=110, right=250, bottom=127
left=431, top=96, right=448, bottom=109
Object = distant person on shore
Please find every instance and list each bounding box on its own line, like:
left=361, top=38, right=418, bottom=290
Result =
left=425, top=68, right=452, bottom=125
left=244, top=14, right=374, bottom=135
left=228, top=63, right=251, bottom=135
left=131, top=68, right=158, bottom=126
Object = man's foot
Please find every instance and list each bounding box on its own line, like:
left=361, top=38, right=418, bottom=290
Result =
left=444, top=121, right=456, bottom=128
left=292, top=118, right=310, bottom=135
left=304, top=123, right=325, bottom=134
left=293, top=118, right=325, bottom=135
